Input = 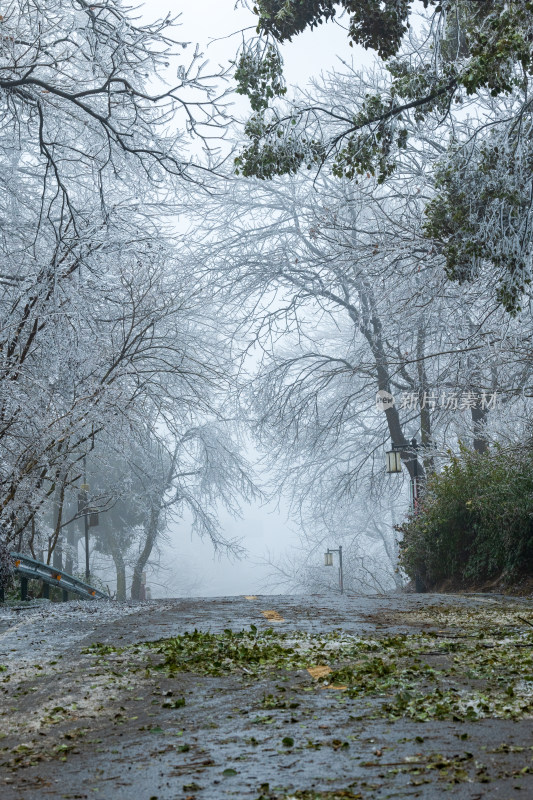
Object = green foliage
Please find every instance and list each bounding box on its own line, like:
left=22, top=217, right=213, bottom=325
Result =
left=254, top=0, right=338, bottom=42
left=83, top=614, right=533, bottom=723
left=234, top=114, right=325, bottom=179
left=331, top=94, right=409, bottom=183
left=424, top=132, right=533, bottom=314
left=2, top=576, right=52, bottom=603
left=235, top=43, right=287, bottom=112
left=398, top=445, right=533, bottom=587
left=461, top=0, right=533, bottom=97
left=82, top=641, right=121, bottom=656
left=254, top=1, right=533, bottom=103
left=150, top=626, right=303, bottom=676
left=239, top=0, right=533, bottom=306
left=254, top=1, right=421, bottom=59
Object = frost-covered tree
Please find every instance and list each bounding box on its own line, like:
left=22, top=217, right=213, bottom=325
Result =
left=0, top=214, right=225, bottom=546
left=235, top=1, right=533, bottom=310
left=188, top=60, right=533, bottom=589
left=0, top=0, right=228, bottom=227
left=262, top=487, right=405, bottom=594
left=86, top=424, right=257, bottom=601
left=127, top=422, right=258, bottom=601
left=424, top=109, right=533, bottom=313
left=238, top=0, right=533, bottom=179
left=192, top=95, right=515, bottom=486
left=0, top=0, right=236, bottom=552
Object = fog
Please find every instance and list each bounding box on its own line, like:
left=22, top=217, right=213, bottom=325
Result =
left=140, top=1, right=369, bottom=598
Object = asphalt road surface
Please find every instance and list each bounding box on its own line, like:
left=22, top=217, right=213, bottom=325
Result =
left=2, top=593, right=533, bottom=800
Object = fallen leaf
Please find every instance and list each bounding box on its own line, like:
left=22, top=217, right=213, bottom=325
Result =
left=282, top=736, right=294, bottom=747
left=307, top=665, right=332, bottom=680
left=261, top=610, right=284, bottom=621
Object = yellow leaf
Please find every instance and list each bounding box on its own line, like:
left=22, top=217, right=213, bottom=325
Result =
left=261, top=609, right=284, bottom=621
left=307, top=665, right=332, bottom=680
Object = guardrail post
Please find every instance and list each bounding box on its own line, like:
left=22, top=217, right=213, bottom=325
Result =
left=62, top=589, right=69, bottom=602
left=42, top=583, right=49, bottom=599
left=0, top=586, right=4, bottom=602
left=20, top=576, right=28, bottom=601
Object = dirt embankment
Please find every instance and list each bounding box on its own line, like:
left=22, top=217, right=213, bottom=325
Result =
left=418, top=574, right=533, bottom=597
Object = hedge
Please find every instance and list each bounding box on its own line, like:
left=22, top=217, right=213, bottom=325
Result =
left=397, top=444, right=533, bottom=589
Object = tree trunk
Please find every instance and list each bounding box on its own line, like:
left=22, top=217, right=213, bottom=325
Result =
left=113, top=553, right=127, bottom=602
left=52, top=537, right=63, bottom=570
left=357, top=281, right=425, bottom=484
left=131, top=505, right=159, bottom=601
left=416, top=322, right=434, bottom=477
left=466, top=321, right=490, bottom=454
left=471, top=403, right=489, bottom=454
left=48, top=477, right=65, bottom=565
left=105, top=529, right=127, bottom=601
left=65, top=527, right=78, bottom=575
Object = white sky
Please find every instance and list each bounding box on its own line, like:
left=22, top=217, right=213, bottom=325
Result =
left=145, top=0, right=360, bottom=89
left=136, top=1, right=368, bottom=597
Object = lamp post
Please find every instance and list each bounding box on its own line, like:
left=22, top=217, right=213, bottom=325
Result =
left=78, top=455, right=90, bottom=581
left=386, top=438, right=425, bottom=593
left=386, top=438, right=420, bottom=512
left=324, top=545, right=343, bottom=594
left=411, top=438, right=419, bottom=511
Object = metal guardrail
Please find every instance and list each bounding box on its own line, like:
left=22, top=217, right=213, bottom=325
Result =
left=8, top=552, right=109, bottom=601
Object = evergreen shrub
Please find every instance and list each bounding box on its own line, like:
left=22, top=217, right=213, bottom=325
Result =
left=397, top=444, right=533, bottom=588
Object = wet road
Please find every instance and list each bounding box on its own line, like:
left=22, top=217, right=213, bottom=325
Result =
left=1, top=593, right=533, bottom=800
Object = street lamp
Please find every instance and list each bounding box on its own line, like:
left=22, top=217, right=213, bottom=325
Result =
left=324, top=546, right=343, bottom=594
left=386, top=438, right=419, bottom=511
left=385, top=447, right=402, bottom=474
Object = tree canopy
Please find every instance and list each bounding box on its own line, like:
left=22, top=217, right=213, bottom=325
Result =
left=254, top=0, right=420, bottom=57
left=236, top=0, right=533, bottom=312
